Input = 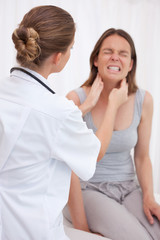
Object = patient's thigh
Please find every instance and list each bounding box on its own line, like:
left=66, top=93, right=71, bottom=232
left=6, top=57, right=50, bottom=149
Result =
left=82, top=189, right=152, bottom=240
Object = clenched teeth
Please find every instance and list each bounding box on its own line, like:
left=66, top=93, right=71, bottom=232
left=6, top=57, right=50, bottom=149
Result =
left=108, top=66, right=120, bottom=71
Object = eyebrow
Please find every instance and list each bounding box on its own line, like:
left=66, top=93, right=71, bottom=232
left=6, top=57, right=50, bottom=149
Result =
left=102, top=48, right=112, bottom=51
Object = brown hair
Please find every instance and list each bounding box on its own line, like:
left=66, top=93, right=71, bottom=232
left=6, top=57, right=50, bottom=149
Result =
left=83, top=28, right=138, bottom=94
left=12, top=5, right=75, bottom=69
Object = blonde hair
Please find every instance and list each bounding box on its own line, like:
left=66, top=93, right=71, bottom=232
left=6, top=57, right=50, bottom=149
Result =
left=12, top=5, right=75, bottom=69
left=13, top=27, right=41, bottom=63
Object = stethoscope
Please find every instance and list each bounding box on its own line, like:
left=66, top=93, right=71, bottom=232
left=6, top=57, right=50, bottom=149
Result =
left=10, top=67, right=55, bottom=94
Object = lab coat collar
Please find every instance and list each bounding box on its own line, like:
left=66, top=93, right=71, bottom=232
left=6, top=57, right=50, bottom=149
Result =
left=10, top=66, right=52, bottom=89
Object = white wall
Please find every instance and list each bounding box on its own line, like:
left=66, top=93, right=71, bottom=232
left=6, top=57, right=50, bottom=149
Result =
left=0, top=0, right=160, bottom=193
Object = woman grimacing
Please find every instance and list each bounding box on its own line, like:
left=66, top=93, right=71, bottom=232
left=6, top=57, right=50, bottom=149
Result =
left=65, top=28, right=160, bottom=240
left=0, top=7, right=128, bottom=240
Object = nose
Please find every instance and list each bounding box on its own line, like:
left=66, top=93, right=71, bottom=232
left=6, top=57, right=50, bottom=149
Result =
left=111, top=53, right=119, bottom=61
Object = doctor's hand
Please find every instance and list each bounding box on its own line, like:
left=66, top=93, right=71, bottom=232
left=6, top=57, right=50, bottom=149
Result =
left=108, top=78, right=128, bottom=110
left=86, top=73, right=104, bottom=108
left=79, top=73, right=103, bottom=116
left=143, top=197, right=160, bottom=225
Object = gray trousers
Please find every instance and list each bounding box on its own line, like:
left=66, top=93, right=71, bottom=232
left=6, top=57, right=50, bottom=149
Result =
left=64, top=181, right=160, bottom=240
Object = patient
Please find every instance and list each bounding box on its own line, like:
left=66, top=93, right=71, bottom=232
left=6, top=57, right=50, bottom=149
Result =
left=64, top=28, right=160, bottom=240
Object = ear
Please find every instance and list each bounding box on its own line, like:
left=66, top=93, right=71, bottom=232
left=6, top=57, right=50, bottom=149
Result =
left=129, top=59, right=133, bottom=72
left=94, top=56, right=98, bottom=67
left=51, top=52, right=62, bottom=65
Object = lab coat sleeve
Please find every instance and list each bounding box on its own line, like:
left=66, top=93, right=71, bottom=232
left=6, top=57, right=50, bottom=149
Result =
left=52, top=107, right=101, bottom=181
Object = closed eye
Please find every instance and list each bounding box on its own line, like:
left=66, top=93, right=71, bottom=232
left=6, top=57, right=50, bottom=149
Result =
left=104, top=51, right=112, bottom=54
left=119, top=51, right=129, bottom=57
left=103, top=49, right=113, bottom=54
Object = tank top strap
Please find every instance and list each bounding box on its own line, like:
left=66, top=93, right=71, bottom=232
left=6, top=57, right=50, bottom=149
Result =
left=74, top=87, right=87, bottom=104
left=135, top=88, right=145, bottom=119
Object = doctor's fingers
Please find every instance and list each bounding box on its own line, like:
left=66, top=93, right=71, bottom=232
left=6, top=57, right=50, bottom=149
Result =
left=90, top=75, right=104, bottom=94
left=93, top=74, right=104, bottom=88
left=120, top=78, right=128, bottom=91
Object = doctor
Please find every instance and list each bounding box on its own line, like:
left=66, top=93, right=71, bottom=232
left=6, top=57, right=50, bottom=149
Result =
left=0, top=5, right=128, bottom=240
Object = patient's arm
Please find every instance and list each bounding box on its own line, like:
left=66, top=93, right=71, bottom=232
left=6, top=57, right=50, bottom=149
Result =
left=68, top=172, right=104, bottom=236
left=68, top=172, right=90, bottom=232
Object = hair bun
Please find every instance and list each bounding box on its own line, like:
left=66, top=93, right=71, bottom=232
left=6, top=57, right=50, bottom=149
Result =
left=12, top=26, right=41, bottom=62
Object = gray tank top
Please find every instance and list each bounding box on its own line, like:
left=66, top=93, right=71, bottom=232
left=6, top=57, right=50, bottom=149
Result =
left=74, top=87, right=145, bottom=182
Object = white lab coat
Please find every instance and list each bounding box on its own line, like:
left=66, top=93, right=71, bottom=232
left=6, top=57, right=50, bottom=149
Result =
left=0, top=68, right=100, bottom=240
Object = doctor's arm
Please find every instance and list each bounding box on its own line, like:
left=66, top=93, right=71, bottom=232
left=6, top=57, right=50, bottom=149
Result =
left=134, top=91, right=160, bottom=225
